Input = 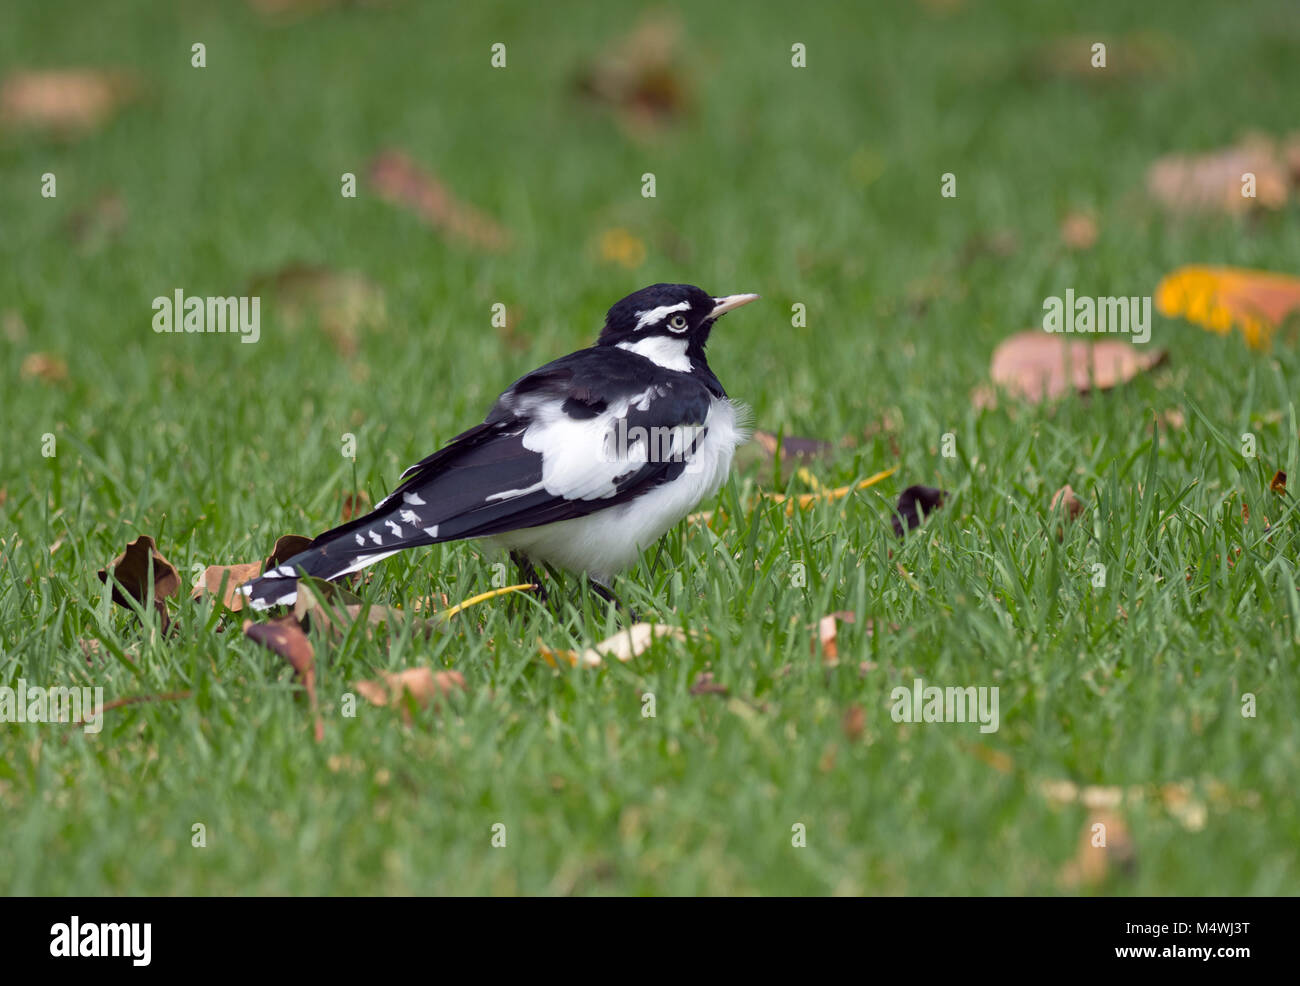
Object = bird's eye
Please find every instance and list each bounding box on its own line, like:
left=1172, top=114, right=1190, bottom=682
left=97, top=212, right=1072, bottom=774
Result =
left=668, top=314, right=689, bottom=332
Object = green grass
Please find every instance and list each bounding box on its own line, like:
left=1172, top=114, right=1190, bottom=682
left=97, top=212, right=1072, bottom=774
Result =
left=2, top=0, right=1299, bottom=895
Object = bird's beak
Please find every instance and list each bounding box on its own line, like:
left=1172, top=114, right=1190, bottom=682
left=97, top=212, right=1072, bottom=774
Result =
left=709, top=293, right=760, bottom=319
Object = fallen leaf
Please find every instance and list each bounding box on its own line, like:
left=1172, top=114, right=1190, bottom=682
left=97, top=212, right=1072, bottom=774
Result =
left=597, top=228, right=646, bottom=269
left=264, top=534, right=314, bottom=571
left=1050, top=484, right=1085, bottom=539
left=1156, top=265, right=1300, bottom=351
left=354, top=668, right=466, bottom=714
left=689, top=672, right=728, bottom=696
left=892, top=485, right=947, bottom=538
left=192, top=562, right=264, bottom=611
left=575, top=12, right=690, bottom=135
left=1270, top=470, right=1287, bottom=495
left=368, top=149, right=510, bottom=250
left=1059, top=810, right=1136, bottom=888
left=1060, top=211, right=1098, bottom=250
left=249, top=265, right=385, bottom=356
left=1031, top=33, right=1177, bottom=83
left=962, top=742, right=1013, bottom=774
left=540, top=622, right=688, bottom=669
left=243, top=615, right=323, bottom=742
left=0, top=69, right=136, bottom=135
left=841, top=704, right=866, bottom=740
left=97, top=535, right=181, bottom=631
left=813, top=611, right=855, bottom=666
left=1148, top=137, right=1290, bottom=214
left=980, top=331, right=1167, bottom=406
left=341, top=491, right=369, bottom=521
left=20, top=352, right=67, bottom=383
left=752, top=430, right=835, bottom=463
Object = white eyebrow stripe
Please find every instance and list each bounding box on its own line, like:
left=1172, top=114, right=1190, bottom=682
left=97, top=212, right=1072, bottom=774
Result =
left=633, top=301, right=691, bottom=331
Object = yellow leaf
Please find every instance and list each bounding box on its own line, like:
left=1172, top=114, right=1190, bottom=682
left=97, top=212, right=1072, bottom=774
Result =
left=1156, top=265, right=1300, bottom=351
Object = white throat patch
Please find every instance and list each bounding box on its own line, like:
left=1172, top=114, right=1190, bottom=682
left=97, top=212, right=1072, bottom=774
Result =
left=616, top=336, right=692, bottom=372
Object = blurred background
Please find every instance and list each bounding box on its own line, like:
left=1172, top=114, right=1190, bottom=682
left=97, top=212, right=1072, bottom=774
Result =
left=4, top=0, right=1298, bottom=486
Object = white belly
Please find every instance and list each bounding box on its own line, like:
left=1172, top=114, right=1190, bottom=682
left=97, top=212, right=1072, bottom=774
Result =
left=488, top=397, right=747, bottom=582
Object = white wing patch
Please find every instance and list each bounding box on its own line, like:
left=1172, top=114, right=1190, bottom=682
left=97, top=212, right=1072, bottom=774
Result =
left=486, top=480, right=545, bottom=502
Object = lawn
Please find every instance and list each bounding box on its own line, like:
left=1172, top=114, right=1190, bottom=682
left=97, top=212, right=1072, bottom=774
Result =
left=1, top=0, right=1298, bottom=895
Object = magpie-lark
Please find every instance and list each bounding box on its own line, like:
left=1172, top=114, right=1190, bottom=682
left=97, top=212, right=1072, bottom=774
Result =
left=241, top=283, right=759, bottom=612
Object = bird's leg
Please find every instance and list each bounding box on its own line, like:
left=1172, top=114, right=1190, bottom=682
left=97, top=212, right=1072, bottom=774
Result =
left=591, top=580, right=638, bottom=623
left=510, top=551, right=548, bottom=605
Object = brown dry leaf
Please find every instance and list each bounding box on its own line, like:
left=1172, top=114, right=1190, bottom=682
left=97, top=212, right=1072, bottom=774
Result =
left=1270, top=470, right=1287, bottom=495
left=20, top=352, right=68, bottom=383
left=1059, top=211, right=1098, bottom=250
left=540, top=623, right=688, bottom=669
left=243, top=615, right=323, bottom=742
left=355, top=668, right=466, bottom=715
left=341, top=491, right=369, bottom=521
left=192, top=562, right=263, bottom=611
left=980, top=331, right=1166, bottom=407
left=1148, top=138, right=1290, bottom=214
left=962, top=741, right=1013, bottom=774
left=764, top=465, right=898, bottom=514
left=264, top=534, right=314, bottom=571
left=0, top=69, right=136, bottom=135
left=575, top=12, right=690, bottom=135
left=841, top=704, right=866, bottom=740
left=368, top=149, right=510, bottom=251
left=1059, top=811, right=1136, bottom=888
left=1156, top=265, right=1300, bottom=351
left=250, top=265, right=385, bottom=356
left=97, top=535, right=181, bottom=631
left=689, top=672, right=728, bottom=696
left=1032, top=34, right=1177, bottom=83
left=1050, top=484, right=1085, bottom=539
left=751, top=430, right=835, bottom=464
left=813, top=611, right=855, bottom=667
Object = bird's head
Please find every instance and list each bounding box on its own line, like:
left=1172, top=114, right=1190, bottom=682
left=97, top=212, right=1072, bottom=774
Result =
left=596, top=283, right=759, bottom=363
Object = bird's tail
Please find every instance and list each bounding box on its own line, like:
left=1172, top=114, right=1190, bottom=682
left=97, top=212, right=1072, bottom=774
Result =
left=240, top=506, right=419, bottom=611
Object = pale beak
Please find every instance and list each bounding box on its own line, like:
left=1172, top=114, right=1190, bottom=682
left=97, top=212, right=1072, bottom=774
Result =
left=709, top=293, right=760, bottom=319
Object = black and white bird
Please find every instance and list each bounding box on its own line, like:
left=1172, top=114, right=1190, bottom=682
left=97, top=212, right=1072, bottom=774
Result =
left=241, top=283, right=758, bottom=612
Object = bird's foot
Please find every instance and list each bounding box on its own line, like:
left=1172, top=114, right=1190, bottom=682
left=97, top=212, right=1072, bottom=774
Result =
left=510, top=552, right=549, bottom=605
left=591, top=581, right=638, bottom=623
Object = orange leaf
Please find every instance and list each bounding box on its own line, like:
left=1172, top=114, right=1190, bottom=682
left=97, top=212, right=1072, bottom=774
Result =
left=368, top=150, right=510, bottom=251
left=1156, top=265, right=1300, bottom=351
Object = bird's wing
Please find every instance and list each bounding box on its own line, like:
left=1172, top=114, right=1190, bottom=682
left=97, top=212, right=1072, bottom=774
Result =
left=320, top=349, right=716, bottom=550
